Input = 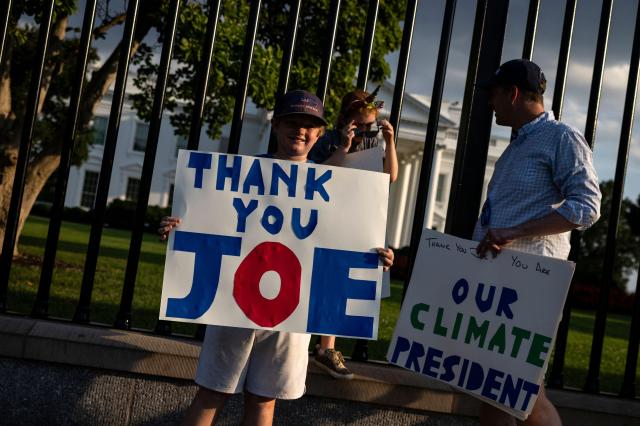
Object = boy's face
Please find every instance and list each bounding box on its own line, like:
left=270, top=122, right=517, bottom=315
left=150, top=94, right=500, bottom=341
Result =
left=348, top=110, right=378, bottom=144
left=272, top=116, right=324, bottom=160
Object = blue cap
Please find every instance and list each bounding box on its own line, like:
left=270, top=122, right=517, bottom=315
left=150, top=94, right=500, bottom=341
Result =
left=477, top=59, right=546, bottom=94
left=273, top=90, right=328, bottom=126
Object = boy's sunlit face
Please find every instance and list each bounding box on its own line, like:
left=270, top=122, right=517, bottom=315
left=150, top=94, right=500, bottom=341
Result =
left=272, top=115, right=324, bottom=159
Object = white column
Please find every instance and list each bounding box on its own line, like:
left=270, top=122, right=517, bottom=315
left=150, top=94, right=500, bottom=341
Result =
left=390, top=160, right=412, bottom=247
left=401, top=154, right=421, bottom=246
left=424, top=144, right=445, bottom=229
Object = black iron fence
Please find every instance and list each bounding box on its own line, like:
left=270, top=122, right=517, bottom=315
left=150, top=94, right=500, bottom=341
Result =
left=0, top=0, right=638, bottom=400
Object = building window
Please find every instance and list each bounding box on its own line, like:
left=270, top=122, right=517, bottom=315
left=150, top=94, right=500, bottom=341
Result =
left=81, top=171, right=99, bottom=208
left=168, top=183, right=175, bottom=207
left=490, top=138, right=497, bottom=147
left=445, top=130, right=458, bottom=140
left=126, top=177, right=141, bottom=201
left=435, top=173, right=447, bottom=202
left=133, top=122, right=149, bottom=152
left=92, top=116, right=108, bottom=146
left=175, top=136, right=188, bottom=157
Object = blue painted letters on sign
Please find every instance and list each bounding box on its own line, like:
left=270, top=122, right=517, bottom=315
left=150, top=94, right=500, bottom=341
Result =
left=304, top=168, right=332, bottom=201
left=188, top=152, right=212, bottom=189
left=307, top=248, right=378, bottom=337
left=216, top=155, right=242, bottom=192
left=166, top=231, right=241, bottom=319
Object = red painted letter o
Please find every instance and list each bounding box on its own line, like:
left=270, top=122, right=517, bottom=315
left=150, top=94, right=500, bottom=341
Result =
left=233, top=242, right=301, bottom=327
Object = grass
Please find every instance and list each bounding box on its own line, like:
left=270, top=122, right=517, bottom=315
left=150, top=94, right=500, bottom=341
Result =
left=7, top=215, right=639, bottom=396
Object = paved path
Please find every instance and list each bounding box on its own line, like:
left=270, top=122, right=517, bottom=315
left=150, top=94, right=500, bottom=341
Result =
left=1, top=358, right=477, bottom=425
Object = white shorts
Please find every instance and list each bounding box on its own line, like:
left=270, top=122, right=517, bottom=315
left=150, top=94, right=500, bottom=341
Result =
left=195, top=325, right=311, bottom=400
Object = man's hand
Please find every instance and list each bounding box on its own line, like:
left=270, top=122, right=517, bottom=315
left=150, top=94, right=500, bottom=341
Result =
left=476, top=212, right=580, bottom=258
left=476, top=227, right=520, bottom=258
left=339, top=120, right=357, bottom=152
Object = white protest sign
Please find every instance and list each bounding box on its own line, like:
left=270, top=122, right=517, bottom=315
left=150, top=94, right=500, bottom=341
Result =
left=332, top=143, right=391, bottom=298
left=160, top=150, right=389, bottom=339
left=340, top=143, right=384, bottom=172
left=387, top=229, right=575, bottom=420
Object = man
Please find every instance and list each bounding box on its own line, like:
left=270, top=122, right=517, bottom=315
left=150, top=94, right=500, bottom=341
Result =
left=473, top=59, right=601, bottom=425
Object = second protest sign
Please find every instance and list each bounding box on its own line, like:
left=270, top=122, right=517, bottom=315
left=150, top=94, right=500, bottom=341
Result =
left=388, top=229, right=575, bottom=420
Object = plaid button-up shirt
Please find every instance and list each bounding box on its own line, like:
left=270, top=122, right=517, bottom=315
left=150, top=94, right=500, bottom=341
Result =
left=472, top=111, right=601, bottom=259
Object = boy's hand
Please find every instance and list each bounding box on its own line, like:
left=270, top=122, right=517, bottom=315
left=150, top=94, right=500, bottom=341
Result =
left=339, top=120, right=357, bottom=152
left=377, top=247, right=394, bottom=271
left=158, top=216, right=181, bottom=241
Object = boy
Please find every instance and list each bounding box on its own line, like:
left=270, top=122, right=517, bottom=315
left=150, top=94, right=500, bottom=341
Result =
left=159, top=90, right=394, bottom=425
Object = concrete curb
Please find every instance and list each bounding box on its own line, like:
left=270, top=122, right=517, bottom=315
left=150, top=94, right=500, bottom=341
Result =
left=1, top=315, right=638, bottom=424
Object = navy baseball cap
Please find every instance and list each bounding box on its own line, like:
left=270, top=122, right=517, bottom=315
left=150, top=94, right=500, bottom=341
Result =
left=477, top=59, right=546, bottom=94
left=273, top=90, right=328, bottom=126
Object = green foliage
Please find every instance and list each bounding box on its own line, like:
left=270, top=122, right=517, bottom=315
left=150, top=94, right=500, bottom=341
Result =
left=574, top=180, right=640, bottom=289
left=4, top=5, right=98, bottom=164
left=131, top=0, right=405, bottom=139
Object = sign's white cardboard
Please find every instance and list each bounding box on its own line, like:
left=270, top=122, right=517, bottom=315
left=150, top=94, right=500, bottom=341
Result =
left=387, top=229, right=575, bottom=420
left=160, top=150, right=389, bottom=340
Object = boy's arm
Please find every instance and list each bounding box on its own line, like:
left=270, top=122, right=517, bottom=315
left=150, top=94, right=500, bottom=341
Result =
left=380, top=119, right=398, bottom=183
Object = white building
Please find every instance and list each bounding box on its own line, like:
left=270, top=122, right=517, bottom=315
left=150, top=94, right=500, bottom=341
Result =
left=65, top=82, right=509, bottom=248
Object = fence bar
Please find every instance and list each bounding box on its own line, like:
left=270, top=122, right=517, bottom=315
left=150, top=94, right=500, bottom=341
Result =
left=350, top=0, right=417, bottom=362
left=316, top=0, right=341, bottom=102
left=584, top=0, right=613, bottom=151
left=619, top=8, right=640, bottom=400
left=115, top=0, right=182, bottom=331
left=521, top=0, right=539, bottom=60
left=226, top=0, right=262, bottom=154
left=32, top=0, right=99, bottom=318
left=388, top=0, right=419, bottom=145
left=445, top=0, right=509, bottom=239
left=73, top=0, right=140, bottom=323
left=0, top=0, right=56, bottom=310
left=356, top=0, right=380, bottom=90
left=187, top=0, right=222, bottom=151
left=348, top=0, right=383, bottom=362
left=0, top=0, right=12, bottom=65
left=547, top=0, right=578, bottom=389
left=402, top=0, right=456, bottom=301
left=583, top=0, right=615, bottom=394
left=621, top=270, right=640, bottom=397
left=267, top=0, right=302, bottom=154
left=551, top=0, right=576, bottom=121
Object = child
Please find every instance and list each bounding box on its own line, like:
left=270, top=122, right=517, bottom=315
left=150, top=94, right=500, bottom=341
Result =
left=159, top=90, right=394, bottom=425
left=309, top=87, right=398, bottom=182
left=308, top=87, right=399, bottom=381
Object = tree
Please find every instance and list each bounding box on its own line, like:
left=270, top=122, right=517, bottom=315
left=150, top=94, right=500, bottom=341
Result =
left=0, top=0, right=405, bottom=256
left=574, top=180, right=640, bottom=289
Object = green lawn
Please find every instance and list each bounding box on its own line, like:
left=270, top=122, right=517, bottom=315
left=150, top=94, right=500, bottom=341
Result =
left=7, top=215, right=639, bottom=395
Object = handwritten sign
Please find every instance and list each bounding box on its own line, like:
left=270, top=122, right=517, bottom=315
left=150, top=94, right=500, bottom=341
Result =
left=387, top=229, right=575, bottom=420
left=160, top=150, right=389, bottom=339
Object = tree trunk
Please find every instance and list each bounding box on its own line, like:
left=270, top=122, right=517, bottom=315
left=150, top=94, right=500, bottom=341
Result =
left=0, top=146, right=19, bottom=256
left=0, top=11, right=153, bottom=258
left=0, top=147, right=60, bottom=257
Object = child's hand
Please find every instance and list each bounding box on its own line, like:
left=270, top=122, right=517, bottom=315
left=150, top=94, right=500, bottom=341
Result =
left=377, top=247, right=394, bottom=271
left=339, top=120, right=357, bottom=152
left=379, top=119, right=394, bottom=146
left=158, top=216, right=181, bottom=241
